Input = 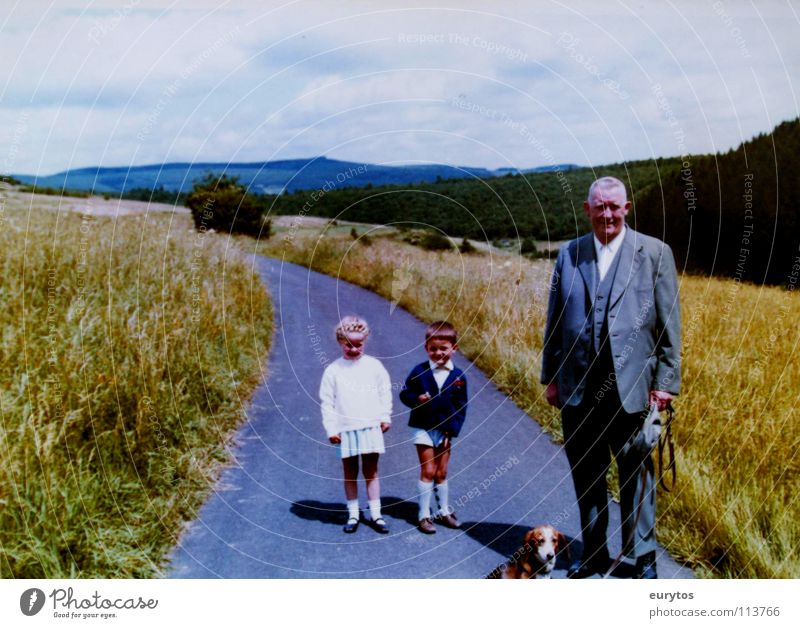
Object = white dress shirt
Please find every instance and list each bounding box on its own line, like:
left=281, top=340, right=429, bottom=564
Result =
left=428, top=359, right=454, bottom=390
left=593, top=225, right=627, bottom=281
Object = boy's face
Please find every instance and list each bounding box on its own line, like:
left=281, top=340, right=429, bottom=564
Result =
left=339, top=332, right=366, bottom=360
left=425, top=337, right=457, bottom=367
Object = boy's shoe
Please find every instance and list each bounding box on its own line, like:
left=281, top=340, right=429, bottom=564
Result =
left=369, top=517, right=390, bottom=534
left=343, top=517, right=360, bottom=534
left=436, top=512, right=461, bottom=529
left=418, top=518, right=437, bottom=534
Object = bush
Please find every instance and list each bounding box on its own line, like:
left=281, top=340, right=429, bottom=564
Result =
left=520, top=237, right=538, bottom=255
left=459, top=237, right=477, bottom=254
left=420, top=231, right=452, bottom=251
left=402, top=230, right=453, bottom=251
left=186, top=173, right=269, bottom=237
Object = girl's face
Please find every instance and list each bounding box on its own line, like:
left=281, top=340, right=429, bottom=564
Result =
left=339, top=332, right=366, bottom=360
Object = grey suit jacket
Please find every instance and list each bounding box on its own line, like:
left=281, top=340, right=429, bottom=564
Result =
left=540, top=228, right=681, bottom=414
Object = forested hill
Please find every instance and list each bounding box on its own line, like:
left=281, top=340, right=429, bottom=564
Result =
left=12, top=158, right=578, bottom=196
left=634, top=118, right=800, bottom=286
left=261, top=157, right=685, bottom=241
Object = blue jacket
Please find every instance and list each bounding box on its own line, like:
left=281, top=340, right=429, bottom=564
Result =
left=400, top=362, right=468, bottom=437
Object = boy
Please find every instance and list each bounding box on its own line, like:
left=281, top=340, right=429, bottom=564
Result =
left=400, top=321, right=468, bottom=534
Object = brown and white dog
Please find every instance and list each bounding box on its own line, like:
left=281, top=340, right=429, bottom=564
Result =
left=486, top=525, right=569, bottom=579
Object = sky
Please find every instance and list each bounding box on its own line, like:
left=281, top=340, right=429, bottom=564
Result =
left=1, top=0, right=799, bottom=176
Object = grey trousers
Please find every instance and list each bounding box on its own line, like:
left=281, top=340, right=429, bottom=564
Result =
left=562, top=390, right=656, bottom=563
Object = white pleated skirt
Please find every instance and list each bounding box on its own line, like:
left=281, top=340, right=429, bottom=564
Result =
left=338, top=425, right=386, bottom=459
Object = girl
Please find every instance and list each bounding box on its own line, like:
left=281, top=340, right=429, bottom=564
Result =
left=319, top=316, right=392, bottom=534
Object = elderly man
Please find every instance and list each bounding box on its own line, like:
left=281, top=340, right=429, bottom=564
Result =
left=541, top=176, right=681, bottom=579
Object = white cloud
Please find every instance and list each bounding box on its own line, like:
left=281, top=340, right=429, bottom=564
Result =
left=1, top=0, right=798, bottom=174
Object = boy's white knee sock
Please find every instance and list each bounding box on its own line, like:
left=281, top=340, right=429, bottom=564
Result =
left=434, top=480, right=450, bottom=515
left=347, top=499, right=360, bottom=520
left=418, top=480, right=434, bottom=519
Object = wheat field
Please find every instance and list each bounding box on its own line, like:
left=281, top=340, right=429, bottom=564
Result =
left=0, top=201, right=272, bottom=577
left=252, top=227, right=800, bottom=578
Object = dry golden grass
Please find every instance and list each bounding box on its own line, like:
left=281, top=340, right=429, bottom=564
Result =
left=0, top=202, right=272, bottom=577
left=253, top=227, right=800, bottom=578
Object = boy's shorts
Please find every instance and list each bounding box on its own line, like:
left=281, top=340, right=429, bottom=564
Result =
left=412, top=428, right=450, bottom=448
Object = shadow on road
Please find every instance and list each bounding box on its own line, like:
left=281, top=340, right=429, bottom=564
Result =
left=381, top=496, right=423, bottom=525
left=290, top=500, right=346, bottom=526
left=291, top=496, right=417, bottom=526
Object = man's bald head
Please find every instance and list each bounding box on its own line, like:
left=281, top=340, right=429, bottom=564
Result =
left=587, top=176, right=628, bottom=204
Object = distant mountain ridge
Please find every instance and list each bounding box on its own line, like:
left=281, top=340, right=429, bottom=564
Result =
left=12, top=157, right=580, bottom=195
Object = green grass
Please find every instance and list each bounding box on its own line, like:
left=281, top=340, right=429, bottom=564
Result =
left=251, top=225, right=800, bottom=578
left=0, top=206, right=272, bottom=577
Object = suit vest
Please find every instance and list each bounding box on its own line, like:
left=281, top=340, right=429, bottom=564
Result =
left=587, top=247, right=622, bottom=389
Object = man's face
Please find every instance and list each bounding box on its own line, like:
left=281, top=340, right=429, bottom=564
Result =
left=426, top=338, right=457, bottom=367
left=584, top=184, right=630, bottom=243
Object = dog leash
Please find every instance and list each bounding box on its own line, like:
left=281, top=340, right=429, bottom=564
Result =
left=602, top=403, right=677, bottom=578
left=657, top=405, right=676, bottom=492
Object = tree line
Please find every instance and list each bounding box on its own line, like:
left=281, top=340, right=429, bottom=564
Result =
left=183, top=161, right=675, bottom=243
left=253, top=158, right=684, bottom=243
left=634, top=118, right=800, bottom=286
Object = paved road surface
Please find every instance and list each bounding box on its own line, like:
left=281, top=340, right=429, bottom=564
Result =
left=168, top=257, right=693, bottom=579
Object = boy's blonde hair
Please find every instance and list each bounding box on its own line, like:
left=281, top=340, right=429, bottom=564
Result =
left=335, top=315, right=370, bottom=341
left=425, top=320, right=457, bottom=345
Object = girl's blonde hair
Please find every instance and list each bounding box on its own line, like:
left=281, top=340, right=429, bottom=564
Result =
left=335, top=315, right=370, bottom=341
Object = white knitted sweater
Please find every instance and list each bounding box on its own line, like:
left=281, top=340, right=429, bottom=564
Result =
left=319, top=355, right=392, bottom=438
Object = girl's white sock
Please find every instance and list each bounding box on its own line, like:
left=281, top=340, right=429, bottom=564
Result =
left=347, top=499, right=360, bottom=520
left=368, top=499, right=382, bottom=521
left=418, top=480, right=434, bottom=519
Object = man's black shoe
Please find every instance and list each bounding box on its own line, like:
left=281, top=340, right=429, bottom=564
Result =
left=634, top=551, right=658, bottom=579
left=567, top=558, right=611, bottom=579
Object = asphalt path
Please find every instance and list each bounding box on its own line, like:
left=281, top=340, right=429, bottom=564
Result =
left=168, top=256, right=693, bottom=579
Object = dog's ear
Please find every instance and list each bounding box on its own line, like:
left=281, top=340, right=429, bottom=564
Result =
left=523, top=529, right=536, bottom=546
left=521, top=530, right=538, bottom=557
left=556, top=530, right=570, bottom=561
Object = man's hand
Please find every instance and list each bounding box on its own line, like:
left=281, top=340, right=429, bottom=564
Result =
left=329, top=434, right=341, bottom=444
left=545, top=382, right=561, bottom=408
left=649, top=390, right=673, bottom=412
left=417, top=392, right=432, bottom=404
left=380, top=422, right=390, bottom=433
